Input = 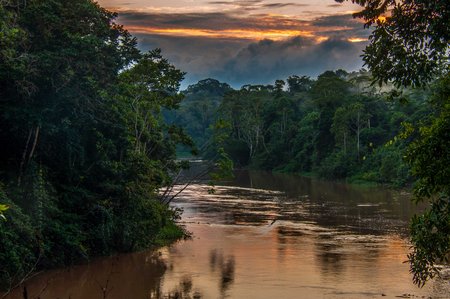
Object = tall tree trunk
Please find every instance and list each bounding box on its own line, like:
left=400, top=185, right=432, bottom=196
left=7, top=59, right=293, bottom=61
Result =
left=344, top=132, right=347, bottom=154
left=356, top=111, right=360, bottom=159
left=18, top=129, right=33, bottom=185
left=17, top=126, right=40, bottom=185
left=28, top=126, right=40, bottom=164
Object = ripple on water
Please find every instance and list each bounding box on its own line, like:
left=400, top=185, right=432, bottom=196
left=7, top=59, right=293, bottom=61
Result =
left=3, top=172, right=449, bottom=299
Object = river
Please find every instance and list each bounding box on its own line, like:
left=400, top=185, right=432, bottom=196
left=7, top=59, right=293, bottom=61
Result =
left=3, top=170, right=449, bottom=298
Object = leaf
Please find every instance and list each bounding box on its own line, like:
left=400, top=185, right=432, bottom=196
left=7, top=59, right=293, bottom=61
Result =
left=0, top=204, right=9, bottom=212
left=0, top=204, right=9, bottom=221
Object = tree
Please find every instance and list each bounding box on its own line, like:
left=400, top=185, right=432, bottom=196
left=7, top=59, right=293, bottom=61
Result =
left=331, top=107, right=351, bottom=154
left=287, top=75, right=312, bottom=93
left=274, top=79, right=285, bottom=93
left=232, top=90, right=266, bottom=160
left=290, top=111, right=320, bottom=172
left=118, top=49, right=186, bottom=155
left=339, top=0, right=450, bottom=285
left=165, top=78, right=232, bottom=151
left=0, top=0, right=189, bottom=287
left=337, top=0, right=449, bottom=87
left=334, top=101, right=370, bottom=158
left=405, top=77, right=450, bottom=286
left=310, top=71, right=351, bottom=166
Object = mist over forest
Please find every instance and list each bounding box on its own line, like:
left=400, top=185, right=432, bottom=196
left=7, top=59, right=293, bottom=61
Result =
left=166, top=72, right=430, bottom=187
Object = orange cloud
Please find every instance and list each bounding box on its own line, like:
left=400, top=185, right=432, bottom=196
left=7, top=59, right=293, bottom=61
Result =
left=125, top=25, right=317, bottom=41
left=348, top=37, right=367, bottom=43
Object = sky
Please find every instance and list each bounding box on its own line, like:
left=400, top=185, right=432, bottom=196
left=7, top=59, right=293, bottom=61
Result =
left=98, top=0, right=370, bottom=88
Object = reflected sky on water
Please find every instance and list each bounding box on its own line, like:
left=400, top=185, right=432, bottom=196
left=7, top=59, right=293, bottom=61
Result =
left=3, top=170, right=449, bottom=299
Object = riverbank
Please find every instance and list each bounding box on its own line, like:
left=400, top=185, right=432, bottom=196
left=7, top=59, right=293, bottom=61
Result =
left=0, top=203, right=187, bottom=296
left=250, top=165, right=413, bottom=192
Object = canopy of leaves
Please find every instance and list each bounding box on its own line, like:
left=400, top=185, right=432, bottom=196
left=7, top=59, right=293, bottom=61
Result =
left=165, top=78, right=233, bottom=152
left=337, top=0, right=449, bottom=87
left=405, top=75, right=450, bottom=285
left=208, top=70, right=424, bottom=185
left=0, top=0, right=190, bottom=289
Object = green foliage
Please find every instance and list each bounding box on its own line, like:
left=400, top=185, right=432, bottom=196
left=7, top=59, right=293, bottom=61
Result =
left=404, top=75, right=450, bottom=284
left=409, top=195, right=450, bottom=286
left=153, top=220, right=186, bottom=247
left=208, top=119, right=234, bottom=187
left=318, top=151, right=356, bottom=180
left=0, top=0, right=190, bottom=288
left=286, top=75, right=312, bottom=93
left=0, top=204, right=7, bottom=221
left=213, top=70, right=418, bottom=188
left=405, top=78, right=450, bottom=199
left=165, top=78, right=233, bottom=151
left=0, top=186, right=37, bottom=289
left=337, top=0, right=449, bottom=87
left=357, top=144, right=409, bottom=186
left=287, top=111, right=320, bottom=172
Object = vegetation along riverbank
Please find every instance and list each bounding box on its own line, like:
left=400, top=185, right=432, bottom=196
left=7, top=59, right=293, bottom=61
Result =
left=0, top=0, right=448, bottom=293
left=0, top=0, right=194, bottom=291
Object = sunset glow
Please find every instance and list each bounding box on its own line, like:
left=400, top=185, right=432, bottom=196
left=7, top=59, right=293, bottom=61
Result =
left=126, top=26, right=318, bottom=41
left=97, top=0, right=370, bottom=86
left=377, top=16, right=387, bottom=23
left=348, top=37, right=367, bottom=43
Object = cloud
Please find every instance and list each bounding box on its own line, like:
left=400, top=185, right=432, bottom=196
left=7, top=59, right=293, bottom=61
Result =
left=208, top=0, right=262, bottom=6
left=262, top=3, right=309, bottom=8
left=113, top=9, right=370, bottom=88
left=312, top=14, right=362, bottom=27
left=327, top=4, right=344, bottom=8
left=117, top=11, right=311, bottom=32
left=116, top=11, right=368, bottom=42
left=311, top=14, right=369, bottom=40
left=135, top=33, right=367, bottom=88
left=207, top=1, right=309, bottom=11
left=135, top=34, right=249, bottom=85
left=213, top=36, right=366, bottom=87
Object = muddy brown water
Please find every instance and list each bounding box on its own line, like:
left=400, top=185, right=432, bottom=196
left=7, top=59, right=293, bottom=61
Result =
left=2, top=170, right=450, bottom=299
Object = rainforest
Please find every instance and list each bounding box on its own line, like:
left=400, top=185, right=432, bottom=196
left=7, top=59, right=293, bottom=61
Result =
left=0, top=0, right=448, bottom=298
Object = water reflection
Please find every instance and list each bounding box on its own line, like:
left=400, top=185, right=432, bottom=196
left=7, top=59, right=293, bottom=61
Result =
left=3, top=170, right=449, bottom=299
left=2, top=250, right=166, bottom=299
left=161, top=275, right=203, bottom=299
left=209, top=250, right=235, bottom=294
left=230, top=170, right=422, bottom=225
left=315, top=234, right=345, bottom=277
